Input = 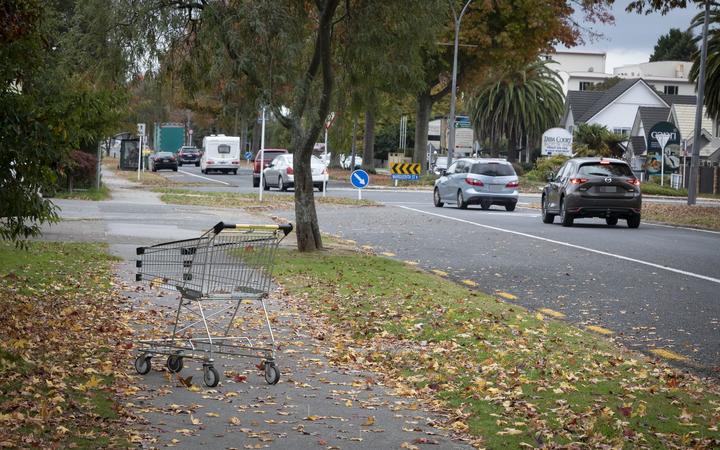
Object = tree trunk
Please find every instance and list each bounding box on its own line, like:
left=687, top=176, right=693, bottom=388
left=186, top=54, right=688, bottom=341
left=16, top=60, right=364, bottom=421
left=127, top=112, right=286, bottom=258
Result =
left=293, top=134, right=323, bottom=252
left=413, top=90, right=432, bottom=171
left=251, top=119, right=261, bottom=153
left=362, top=108, right=375, bottom=171
left=239, top=117, right=248, bottom=153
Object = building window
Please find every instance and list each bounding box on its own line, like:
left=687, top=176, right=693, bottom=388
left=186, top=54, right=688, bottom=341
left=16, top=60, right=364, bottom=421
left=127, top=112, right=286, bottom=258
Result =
left=664, top=85, right=679, bottom=95
left=579, top=81, right=594, bottom=91
left=613, top=128, right=630, bottom=137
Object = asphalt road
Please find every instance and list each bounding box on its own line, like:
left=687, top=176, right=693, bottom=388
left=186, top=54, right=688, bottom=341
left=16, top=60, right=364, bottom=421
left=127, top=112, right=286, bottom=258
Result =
left=144, top=166, right=720, bottom=374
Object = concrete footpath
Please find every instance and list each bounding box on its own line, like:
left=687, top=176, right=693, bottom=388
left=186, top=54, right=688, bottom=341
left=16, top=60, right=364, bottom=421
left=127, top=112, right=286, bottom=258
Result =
left=44, top=169, right=472, bottom=449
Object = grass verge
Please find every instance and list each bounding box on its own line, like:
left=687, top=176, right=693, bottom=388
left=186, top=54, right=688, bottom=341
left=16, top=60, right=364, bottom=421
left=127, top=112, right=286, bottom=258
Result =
left=153, top=187, right=380, bottom=208
left=643, top=203, right=720, bottom=230
left=0, top=241, right=133, bottom=448
left=50, top=186, right=111, bottom=201
left=274, top=248, right=720, bottom=448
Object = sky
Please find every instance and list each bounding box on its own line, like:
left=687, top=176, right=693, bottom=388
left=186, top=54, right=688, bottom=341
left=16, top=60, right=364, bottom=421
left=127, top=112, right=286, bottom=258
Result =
left=562, top=0, right=704, bottom=72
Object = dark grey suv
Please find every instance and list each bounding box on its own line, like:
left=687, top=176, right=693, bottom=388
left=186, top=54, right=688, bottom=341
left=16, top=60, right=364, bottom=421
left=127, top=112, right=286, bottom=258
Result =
left=541, top=157, right=642, bottom=228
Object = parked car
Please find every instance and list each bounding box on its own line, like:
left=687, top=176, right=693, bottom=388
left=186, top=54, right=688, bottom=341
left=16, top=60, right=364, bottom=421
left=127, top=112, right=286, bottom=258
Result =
left=340, top=154, right=363, bottom=170
left=541, top=157, right=641, bottom=228
left=149, top=152, right=178, bottom=172
left=263, top=154, right=328, bottom=192
left=200, top=135, right=241, bottom=174
left=432, top=156, right=448, bottom=175
left=433, top=158, right=518, bottom=211
left=253, top=149, right=288, bottom=187
left=177, top=146, right=200, bottom=166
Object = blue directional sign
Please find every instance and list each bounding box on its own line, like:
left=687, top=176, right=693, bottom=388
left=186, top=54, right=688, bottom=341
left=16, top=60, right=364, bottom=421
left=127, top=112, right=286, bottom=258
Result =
left=244, top=151, right=253, bottom=160
left=350, top=169, right=369, bottom=189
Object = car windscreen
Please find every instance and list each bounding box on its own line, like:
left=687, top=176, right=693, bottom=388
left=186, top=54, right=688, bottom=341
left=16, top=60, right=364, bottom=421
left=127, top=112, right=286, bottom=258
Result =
left=578, top=162, right=633, bottom=177
left=471, top=163, right=515, bottom=176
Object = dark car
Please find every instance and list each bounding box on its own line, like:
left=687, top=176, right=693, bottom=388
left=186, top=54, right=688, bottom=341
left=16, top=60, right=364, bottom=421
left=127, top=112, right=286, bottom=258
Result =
left=177, top=146, right=200, bottom=166
left=149, top=152, right=178, bottom=172
left=252, top=149, right=288, bottom=187
left=541, top=157, right=641, bottom=228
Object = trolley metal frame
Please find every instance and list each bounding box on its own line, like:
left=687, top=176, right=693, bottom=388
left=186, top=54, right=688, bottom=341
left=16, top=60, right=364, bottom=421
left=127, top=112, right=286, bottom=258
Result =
left=132, top=221, right=292, bottom=387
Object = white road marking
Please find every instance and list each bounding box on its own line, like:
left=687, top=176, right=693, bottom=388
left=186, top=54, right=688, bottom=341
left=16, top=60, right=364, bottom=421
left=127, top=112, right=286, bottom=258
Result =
left=178, top=170, right=231, bottom=186
left=400, top=205, right=720, bottom=286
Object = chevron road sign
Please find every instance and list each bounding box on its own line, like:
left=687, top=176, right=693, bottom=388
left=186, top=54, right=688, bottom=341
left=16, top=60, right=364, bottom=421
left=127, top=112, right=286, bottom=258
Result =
left=391, top=162, right=421, bottom=180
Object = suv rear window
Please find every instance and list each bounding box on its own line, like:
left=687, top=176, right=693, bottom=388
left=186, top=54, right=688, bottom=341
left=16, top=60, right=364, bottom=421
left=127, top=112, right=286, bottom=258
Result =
left=471, top=163, right=515, bottom=176
left=578, top=162, right=633, bottom=177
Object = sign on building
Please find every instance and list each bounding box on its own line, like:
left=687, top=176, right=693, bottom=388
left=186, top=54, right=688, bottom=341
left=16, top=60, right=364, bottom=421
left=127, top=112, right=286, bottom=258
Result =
left=541, top=128, right=573, bottom=156
left=645, top=121, right=681, bottom=175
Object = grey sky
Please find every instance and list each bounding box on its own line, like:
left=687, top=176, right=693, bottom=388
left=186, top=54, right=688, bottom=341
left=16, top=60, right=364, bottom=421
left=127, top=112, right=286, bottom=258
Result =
left=562, top=0, right=703, bottom=71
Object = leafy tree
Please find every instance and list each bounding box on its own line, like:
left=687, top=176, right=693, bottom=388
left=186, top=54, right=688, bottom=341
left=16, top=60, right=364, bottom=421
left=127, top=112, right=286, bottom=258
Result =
left=412, top=0, right=615, bottom=169
left=572, top=123, right=625, bottom=157
left=689, top=8, right=720, bottom=119
left=1, top=0, right=127, bottom=242
left=468, top=60, right=564, bottom=162
left=650, top=28, right=698, bottom=61
left=587, top=76, right=623, bottom=91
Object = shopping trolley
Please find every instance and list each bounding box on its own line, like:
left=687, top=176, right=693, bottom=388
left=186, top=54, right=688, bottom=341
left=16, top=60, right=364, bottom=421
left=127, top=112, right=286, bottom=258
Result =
left=132, top=221, right=293, bottom=387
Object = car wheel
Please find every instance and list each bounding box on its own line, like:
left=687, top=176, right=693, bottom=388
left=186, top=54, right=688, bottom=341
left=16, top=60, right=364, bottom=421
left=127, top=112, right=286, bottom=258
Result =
left=480, top=200, right=491, bottom=210
left=606, top=217, right=618, bottom=227
left=627, top=214, right=641, bottom=229
left=233, top=170, right=237, bottom=175
left=456, top=190, right=468, bottom=209
left=433, top=188, right=444, bottom=208
left=559, top=198, right=574, bottom=227
left=173, top=167, right=178, bottom=172
left=318, top=183, right=325, bottom=192
left=253, top=177, right=259, bottom=188
left=263, top=177, right=270, bottom=191
left=505, top=203, right=516, bottom=212
left=195, top=162, right=200, bottom=167
left=279, top=177, right=287, bottom=192
left=541, top=195, right=555, bottom=224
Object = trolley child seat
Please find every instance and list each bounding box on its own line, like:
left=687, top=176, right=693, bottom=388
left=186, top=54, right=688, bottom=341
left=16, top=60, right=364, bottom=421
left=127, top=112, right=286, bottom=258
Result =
left=133, top=221, right=293, bottom=387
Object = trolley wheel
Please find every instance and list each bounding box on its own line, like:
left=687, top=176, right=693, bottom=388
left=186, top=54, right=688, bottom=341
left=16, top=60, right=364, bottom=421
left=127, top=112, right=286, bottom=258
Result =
left=203, top=365, right=220, bottom=387
left=134, top=355, right=151, bottom=375
left=264, top=361, right=280, bottom=385
left=166, top=355, right=183, bottom=373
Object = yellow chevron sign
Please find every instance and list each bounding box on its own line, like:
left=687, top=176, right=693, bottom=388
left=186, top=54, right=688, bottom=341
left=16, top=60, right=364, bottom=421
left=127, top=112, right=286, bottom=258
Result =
left=391, top=163, right=421, bottom=175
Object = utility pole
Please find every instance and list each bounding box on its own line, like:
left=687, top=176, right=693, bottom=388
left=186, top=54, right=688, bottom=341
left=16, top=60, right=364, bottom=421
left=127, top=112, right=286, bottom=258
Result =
left=688, top=0, right=710, bottom=205
left=446, top=0, right=472, bottom=168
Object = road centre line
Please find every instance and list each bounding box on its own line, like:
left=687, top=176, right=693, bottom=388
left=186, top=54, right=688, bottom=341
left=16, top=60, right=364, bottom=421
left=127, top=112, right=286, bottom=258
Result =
left=178, top=170, right=231, bottom=186
left=399, top=205, right=720, bottom=286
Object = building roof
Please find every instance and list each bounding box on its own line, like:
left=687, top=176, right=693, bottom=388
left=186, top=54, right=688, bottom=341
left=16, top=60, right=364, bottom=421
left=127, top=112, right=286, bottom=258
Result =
left=578, top=78, right=664, bottom=122
left=566, top=91, right=605, bottom=122
left=661, top=94, right=696, bottom=105
left=687, top=128, right=720, bottom=158
left=637, top=106, right=671, bottom=130
left=629, top=136, right=646, bottom=154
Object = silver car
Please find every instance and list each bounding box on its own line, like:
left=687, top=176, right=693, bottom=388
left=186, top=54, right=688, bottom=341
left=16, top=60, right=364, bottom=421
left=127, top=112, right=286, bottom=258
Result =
left=433, top=158, right=519, bottom=211
left=263, top=154, right=329, bottom=192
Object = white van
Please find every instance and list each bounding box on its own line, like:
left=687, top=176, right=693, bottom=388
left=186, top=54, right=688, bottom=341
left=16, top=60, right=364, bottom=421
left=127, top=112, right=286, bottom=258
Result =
left=200, top=135, right=241, bottom=174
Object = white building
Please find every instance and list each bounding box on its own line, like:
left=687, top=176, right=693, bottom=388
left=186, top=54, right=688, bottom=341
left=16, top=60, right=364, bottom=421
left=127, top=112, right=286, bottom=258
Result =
left=543, top=50, right=608, bottom=94
left=613, top=61, right=695, bottom=95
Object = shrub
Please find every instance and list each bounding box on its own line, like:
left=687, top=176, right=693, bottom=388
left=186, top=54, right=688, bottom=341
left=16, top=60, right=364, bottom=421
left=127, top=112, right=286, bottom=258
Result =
left=525, top=155, right=569, bottom=181
left=62, top=150, right=97, bottom=189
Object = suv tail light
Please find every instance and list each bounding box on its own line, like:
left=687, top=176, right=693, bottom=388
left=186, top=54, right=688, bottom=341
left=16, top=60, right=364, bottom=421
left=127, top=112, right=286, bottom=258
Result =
left=570, top=178, right=588, bottom=185
left=465, top=177, right=484, bottom=187
left=628, top=178, right=641, bottom=186
left=286, top=167, right=294, bottom=175
left=505, top=181, right=519, bottom=188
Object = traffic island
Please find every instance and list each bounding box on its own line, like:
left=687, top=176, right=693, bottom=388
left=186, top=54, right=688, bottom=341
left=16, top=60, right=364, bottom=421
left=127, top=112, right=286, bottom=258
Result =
left=273, top=246, right=720, bottom=448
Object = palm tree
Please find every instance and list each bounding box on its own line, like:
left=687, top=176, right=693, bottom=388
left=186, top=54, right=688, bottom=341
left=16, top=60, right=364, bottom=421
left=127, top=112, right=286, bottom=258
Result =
left=468, top=59, right=564, bottom=162
left=572, top=123, right=625, bottom=158
left=689, top=8, right=720, bottom=120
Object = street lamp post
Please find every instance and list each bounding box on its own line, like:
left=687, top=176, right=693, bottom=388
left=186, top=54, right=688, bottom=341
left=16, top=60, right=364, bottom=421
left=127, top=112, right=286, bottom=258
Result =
left=446, top=0, right=472, bottom=168
left=688, top=0, right=710, bottom=205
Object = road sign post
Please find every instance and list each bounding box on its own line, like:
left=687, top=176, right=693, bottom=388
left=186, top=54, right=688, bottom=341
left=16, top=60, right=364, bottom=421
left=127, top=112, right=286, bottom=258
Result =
left=350, top=169, right=369, bottom=200
left=137, top=123, right=146, bottom=181
left=323, top=112, right=336, bottom=198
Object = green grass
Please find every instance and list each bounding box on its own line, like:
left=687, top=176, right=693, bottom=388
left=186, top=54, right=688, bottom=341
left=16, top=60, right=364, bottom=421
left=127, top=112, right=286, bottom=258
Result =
left=0, top=241, right=128, bottom=448
left=274, top=249, right=720, bottom=448
left=51, top=186, right=111, bottom=201
left=153, top=187, right=380, bottom=208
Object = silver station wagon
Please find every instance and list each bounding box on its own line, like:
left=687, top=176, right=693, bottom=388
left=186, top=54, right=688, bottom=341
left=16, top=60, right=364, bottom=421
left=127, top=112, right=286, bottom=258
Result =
left=433, top=158, right=519, bottom=211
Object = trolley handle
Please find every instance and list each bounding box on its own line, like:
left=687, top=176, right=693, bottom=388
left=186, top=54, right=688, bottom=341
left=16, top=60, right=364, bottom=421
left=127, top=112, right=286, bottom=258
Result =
left=213, top=221, right=294, bottom=236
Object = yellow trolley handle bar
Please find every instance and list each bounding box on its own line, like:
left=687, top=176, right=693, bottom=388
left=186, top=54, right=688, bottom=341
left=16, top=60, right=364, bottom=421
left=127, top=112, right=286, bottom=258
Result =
left=213, top=221, right=293, bottom=236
